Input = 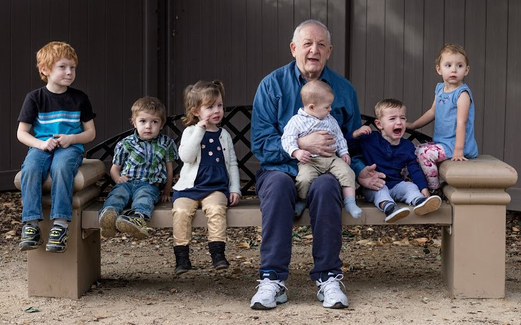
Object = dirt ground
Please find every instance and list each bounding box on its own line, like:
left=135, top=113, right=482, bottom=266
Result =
left=1, top=191, right=520, bottom=325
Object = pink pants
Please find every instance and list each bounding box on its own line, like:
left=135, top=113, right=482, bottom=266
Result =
left=415, top=143, right=447, bottom=190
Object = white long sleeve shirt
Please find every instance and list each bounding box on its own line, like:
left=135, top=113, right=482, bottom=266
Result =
left=281, top=108, right=349, bottom=158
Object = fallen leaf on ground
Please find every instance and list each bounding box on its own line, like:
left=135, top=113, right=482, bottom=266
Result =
left=236, top=242, right=250, bottom=249
left=24, top=307, right=40, bottom=313
left=413, top=237, right=428, bottom=245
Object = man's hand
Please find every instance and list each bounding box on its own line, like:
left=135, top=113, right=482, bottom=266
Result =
left=297, top=130, right=336, bottom=157
left=357, top=164, right=386, bottom=190
left=293, top=149, right=312, bottom=163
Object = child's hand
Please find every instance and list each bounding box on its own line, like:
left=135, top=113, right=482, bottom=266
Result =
left=229, top=192, right=240, bottom=206
left=40, top=138, right=59, bottom=151
left=341, top=154, right=351, bottom=165
left=421, top=188, right=430, bottom=197
left=114, top=175, right=128, bottom=184
left=160, top=192, right=172, bottom=203
left=197, top=117, right=209, bottom=129
left=54, top=134, right=73, bottom=148
left=451, top=149, right=467, bottom=161
left=293, top=149, right=312, bottom=163
left=352, top=125, right=371, bottom=138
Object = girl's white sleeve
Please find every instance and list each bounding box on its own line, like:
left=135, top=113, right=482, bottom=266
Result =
left=178, top=126, right=205, bottom=163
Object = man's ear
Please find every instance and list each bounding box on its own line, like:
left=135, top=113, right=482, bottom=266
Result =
left=290, top=42, right=297, bottom=58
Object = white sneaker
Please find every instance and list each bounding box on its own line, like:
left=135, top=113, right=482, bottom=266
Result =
left=316, top=273, right=348, bottom=309
left=250, top=278, right=288, bottom=310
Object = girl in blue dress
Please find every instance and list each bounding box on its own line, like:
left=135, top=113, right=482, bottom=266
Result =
left=407, top=44, right=478, bottom=190
left=172, top=80, right=241, bottom=275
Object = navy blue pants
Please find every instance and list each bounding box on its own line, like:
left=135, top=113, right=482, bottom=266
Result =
left=256, top=169, right=344, bottom=281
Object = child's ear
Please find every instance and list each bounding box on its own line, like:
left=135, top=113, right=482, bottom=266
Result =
left=374, top=119, right=384, bottom=130
left=436, top=65, right=442, bottom=76
left=40, top=67, right=49, bottom=76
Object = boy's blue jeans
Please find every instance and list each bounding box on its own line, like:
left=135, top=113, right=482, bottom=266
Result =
left=21, top=146, right=84, bottom=223
left=101, top=180, right=160, bottom=220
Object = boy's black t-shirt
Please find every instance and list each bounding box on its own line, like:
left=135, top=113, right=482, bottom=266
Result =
left=18, top=86, right=96, bottom=150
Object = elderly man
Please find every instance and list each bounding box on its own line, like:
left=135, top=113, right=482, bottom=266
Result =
left=250, top=20, right=384, bottom=310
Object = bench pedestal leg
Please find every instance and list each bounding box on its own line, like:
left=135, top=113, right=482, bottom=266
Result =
left=27, top=207, right=101, bottom=299
left=442, top=201, right=506, bottom=298
left=439, top=155, right=517, bottom=298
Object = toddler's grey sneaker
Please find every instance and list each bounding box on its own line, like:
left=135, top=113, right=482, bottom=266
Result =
left=413, top=195, right=442, bottom=216
left=384, top=203, right=410, bottom=223
left=116, top=211, right=149, bottom=239
left=99, top=206, right=118, bottom=238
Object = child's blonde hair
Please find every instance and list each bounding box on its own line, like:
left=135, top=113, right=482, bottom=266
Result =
left=300, top=79, right=334, bottom=106
left=182, top=80, right=225, bottom=126
left=435, top=43, right=469, bottom=67
left=36, top=41, right=78, bottom=83
left=130, top=96, right=167, bottom=127
left=374, top=98, right=406, bottom=119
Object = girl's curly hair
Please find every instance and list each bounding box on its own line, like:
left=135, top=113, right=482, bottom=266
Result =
left=182, top=80, right=225, bottom=126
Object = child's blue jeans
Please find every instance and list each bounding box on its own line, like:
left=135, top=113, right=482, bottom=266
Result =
left=21, top=146, right=84, bottom=223
left=101, top=180, right=160, bottom=220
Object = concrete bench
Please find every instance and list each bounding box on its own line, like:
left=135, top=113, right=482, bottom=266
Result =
left=14, top=155, right=517, bottom=299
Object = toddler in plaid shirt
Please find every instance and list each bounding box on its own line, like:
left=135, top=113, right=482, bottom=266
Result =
left=98, top=96, right=178, bottom=239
